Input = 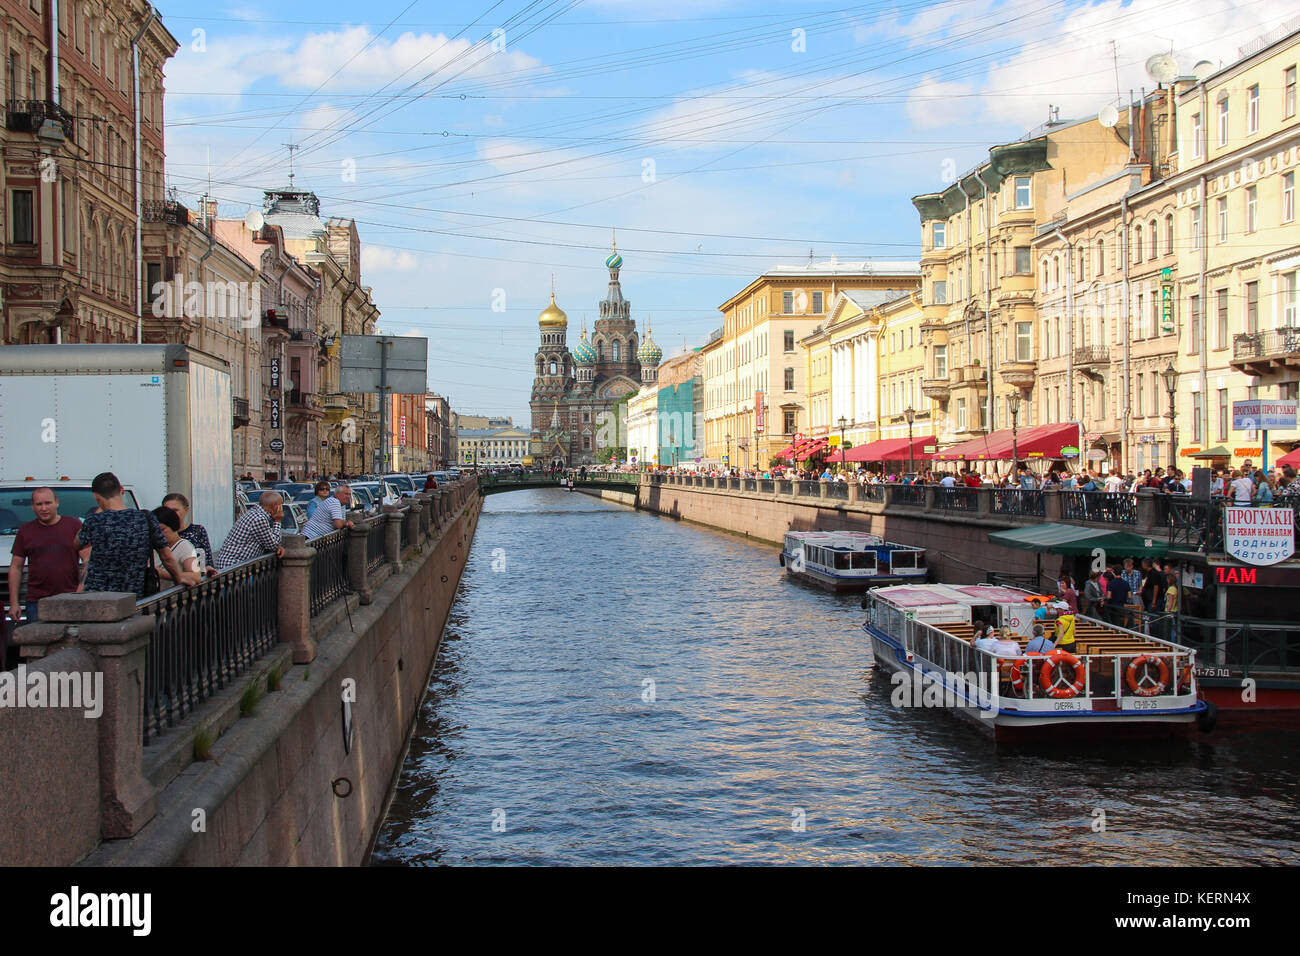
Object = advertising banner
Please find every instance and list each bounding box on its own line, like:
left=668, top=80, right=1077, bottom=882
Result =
left=1223, top=507, right=1296, bottom=566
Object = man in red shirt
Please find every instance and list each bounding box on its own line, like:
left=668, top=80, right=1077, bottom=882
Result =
left=7, top=486, right=89, bottom=624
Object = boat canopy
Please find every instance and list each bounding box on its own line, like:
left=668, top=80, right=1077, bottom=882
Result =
left=988, top=522, right=1169, bottom=557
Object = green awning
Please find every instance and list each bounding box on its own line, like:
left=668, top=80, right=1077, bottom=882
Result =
left=988, top=523, right=1169, bottom=557
left=1190, top=445, right=1230, bottom=459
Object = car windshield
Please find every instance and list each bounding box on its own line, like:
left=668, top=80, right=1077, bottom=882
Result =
left=0, top=488, right=139, bottom=534
left=385, top=475, right=415, bottom=492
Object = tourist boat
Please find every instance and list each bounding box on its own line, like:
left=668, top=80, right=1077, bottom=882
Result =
left=779, top=530, right=927, bottom=592
left=861, top=582, right=1214, bottom=740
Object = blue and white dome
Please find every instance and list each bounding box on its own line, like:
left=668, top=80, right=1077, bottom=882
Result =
left=605, top=251, right=623, bottom=270
left=573, top=326, right=597, bottom=365
left=637, top=324, right=662, bottom=366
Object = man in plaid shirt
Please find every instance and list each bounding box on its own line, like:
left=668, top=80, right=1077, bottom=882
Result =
left=216, top=491, right=286, bottom=570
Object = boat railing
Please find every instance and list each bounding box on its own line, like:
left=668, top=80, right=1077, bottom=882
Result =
left=872, top=601, right=1198, bottom=705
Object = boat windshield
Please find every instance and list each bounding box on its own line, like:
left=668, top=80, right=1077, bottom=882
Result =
left=850, top=552, right=876, bottom=570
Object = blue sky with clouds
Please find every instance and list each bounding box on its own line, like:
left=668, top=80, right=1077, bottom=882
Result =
left=156, top=0, right=1296, bottom=420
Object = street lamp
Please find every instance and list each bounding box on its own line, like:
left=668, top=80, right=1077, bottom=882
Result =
left=754, top=429, right=761, bottom=473
left=1008, top=392, right=1021, bottom=481
left=904, top=406, right=916, bottom=478
left=725, top=432, right=731, bottom=472
left=1161, top=363, right=1178, bottom=469
left=837, top=416, right=848, bottom=472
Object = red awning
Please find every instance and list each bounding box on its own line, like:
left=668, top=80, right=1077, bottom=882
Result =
left=843, top=435, right=937, bottom=462
left=801, top=438, right=828, bottom=458
left=1277, top=448, right=1300, bottom=467
left=935, top=423, right=1082, bottom=461
left=775, top=443, right=798, bottom=459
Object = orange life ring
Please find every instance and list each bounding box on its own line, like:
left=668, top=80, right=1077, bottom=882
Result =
left=1039, top=649, right=1087, bottom=699
left=1011, top=652, right=1046, bottom=696
left=1126, top=655, right=1171, bottom=697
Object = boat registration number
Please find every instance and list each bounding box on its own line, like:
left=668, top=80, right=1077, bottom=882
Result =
left=1052, top=698, right=1086, bottom=711
left=1121, top=696, right=1164, bottom=711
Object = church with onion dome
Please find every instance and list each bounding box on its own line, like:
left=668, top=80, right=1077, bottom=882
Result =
left=529, top=242, right=658, bottom=467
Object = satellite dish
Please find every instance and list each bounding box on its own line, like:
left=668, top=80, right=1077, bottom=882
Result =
left=243, top=209, right=265, bottom=232
left=1098, top=105, right=1120, bottom=129
left=1145, top=53, right=1180, bottom=85
left=1193, top=59, right=1215, bottom=81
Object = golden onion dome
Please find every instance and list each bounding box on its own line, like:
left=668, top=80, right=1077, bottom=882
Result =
left=538, top=293, right=568, bottom=329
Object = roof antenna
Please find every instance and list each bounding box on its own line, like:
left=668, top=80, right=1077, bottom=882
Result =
left=282, top=141, right=299, bottom=186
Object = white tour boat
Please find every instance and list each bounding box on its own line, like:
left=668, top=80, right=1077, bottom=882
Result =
left=780, top=530, right=927, bottom=592
left=862, top=582, right=1214, bottom=740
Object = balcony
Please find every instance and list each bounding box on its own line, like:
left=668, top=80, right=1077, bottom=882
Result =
left=233, top=396, right=250, bottom=428
left=1231, top=328, right=1300, bottom=381
left=141, top=199, right=191, bottom=227
left=6, top=99, right=75, bottom=142
left=999, top=360, right=1037, bottom=390
left=921, top=377, right=951, bottom=402
left=1073, top=345, right=1109, bottom=376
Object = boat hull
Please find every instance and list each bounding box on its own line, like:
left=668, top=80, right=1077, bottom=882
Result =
left=783, top=563, right=923, bottom=593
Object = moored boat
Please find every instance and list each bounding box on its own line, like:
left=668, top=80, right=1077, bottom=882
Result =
left=780, top=530, right=926, bottom=592
left=862, top=582, right=1213, bottom=741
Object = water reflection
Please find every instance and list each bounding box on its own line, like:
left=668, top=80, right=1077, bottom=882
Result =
left=372, top=489, right=1300, bottom=866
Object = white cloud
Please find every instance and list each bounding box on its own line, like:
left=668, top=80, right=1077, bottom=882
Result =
left=362, top=247, right=420, bottom=272
left=906, top=74, right=976, bottom=129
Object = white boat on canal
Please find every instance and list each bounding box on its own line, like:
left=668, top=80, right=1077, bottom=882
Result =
left=862, top=582, right=1214, bottom=740
left=780, top=530, right=926, bottom=592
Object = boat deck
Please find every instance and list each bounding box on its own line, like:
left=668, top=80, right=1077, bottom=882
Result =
left=944, top=618, right=1163, bottom=655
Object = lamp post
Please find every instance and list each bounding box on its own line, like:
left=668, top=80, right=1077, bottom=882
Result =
left=904, top=406, right=916, bottom=478
left=837, top=415, right=848, bottom=472
left=1008, top=392, right=1021, bottom=481
left=1161, top=363, right=1178, bottom=470
left=754, top=428, right=761, bottom=474
left=725, top=432, right=731, bottom=473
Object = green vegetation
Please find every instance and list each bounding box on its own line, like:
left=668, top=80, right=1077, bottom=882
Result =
left=239, top=678, right=265, bottom=718
left=193, top=727, right=215, bottom=762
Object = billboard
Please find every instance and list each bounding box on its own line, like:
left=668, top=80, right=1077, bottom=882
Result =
left=1232, top=399, right=1297, bottom=431
left=1223, top=507, right=1295, bottom=566
left=339, top=335, right=428, bottom=394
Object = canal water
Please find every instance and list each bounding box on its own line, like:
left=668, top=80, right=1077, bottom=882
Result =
left=372, top=490, right=1300, bottom=866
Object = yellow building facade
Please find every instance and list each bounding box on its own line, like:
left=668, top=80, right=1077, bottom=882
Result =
left=706, top=261, right=919, bottom=468
left=801, top=291, right=937, bottom=453
left=1171, top=26, right=1300, bottom=469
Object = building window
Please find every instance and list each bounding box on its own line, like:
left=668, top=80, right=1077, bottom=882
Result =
left=1015, top=322, right=1032, bottom=362
left=1247, top=84, right=1259, bottom=134
left=933, top=345, right=947, bottom=379
left=1286, top=66, right=1297, bottom=119
left=1216, top=289, right=1228, bottom=349
left=812, top=291, right=823, bottom=313
left=1189, top=294, right=1201, bottom=352
left=613, top=340, right=620, bottom=362
left=1284, top=272, right=1298, bottom=326
left=1245, top=280, right=1258, bottom=333
left=1133, top=226, right=1142, bottom=263
left=783, top=410, right=796, bottom=434
left=1164, top=214, right=1174, bottom=254
left=549, top=361, right=556, bottom=374
left=933, top=221, right=946, bottom=249
left=1284, top=172, right=1295, bottom=224
left=1192, top=391, right=1203, bottom=444
left=1217, top=97, right=1229, bottom=147
left=1246, top=186, right=1257, bottom=233
left=931, top=279, right=948, bottom=305
left=782, top=291, right=794, bottom=314
left=781, top=329, right=793, bottom=354
left=1216, top=197, right=1227, bottom=243
left=1096, top=238, right=1105, bottom=275
left=783, top=367, right=794, bottom=391
left=1014, top=176, right=1031, bottom=209
left=956, top=398, right=967, bottom=432
left=10, top=189, right=34, bottom=243
left=1191, top=206, right=1202, bottom=249
left=1218, top=389, right=1229, bottom=442
left=1015, top=246, right=1031, bottom=274
left=1191, top=112, right=1202, bottom=158
left=1148, top=220, right=1157, bottom=258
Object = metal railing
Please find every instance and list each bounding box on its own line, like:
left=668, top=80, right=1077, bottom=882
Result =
left=744, top=478, right=758, bottom=492
left=140, top=555, right=279, bottom=744
left=1061, top=490, right=1137, bottom=524
left=891, top=484, right=926, bottom=507
left=759, top=479, right=775, bottom=494
left=1233, top=327, right=1300, bottom=363
left=936, top=487, right=977, bottom=512
left=991, top=488, right=1045, bottom=516
left=1176, top=617, right=1300, bottom=676
left=860, top=484, right=886, bottom=503
left=366, top=517, right=386, bottom=570
left=823, top=481, right=849, bottom=499
left=1073, top=344, right=1109, bottom=367
left=307, top=529, right=348, bottom=616
left=797, top=480, right=821, bottom=497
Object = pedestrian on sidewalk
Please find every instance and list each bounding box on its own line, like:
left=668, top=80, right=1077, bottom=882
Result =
left=7, top=486, right=89, bottom=624
left=77, top=472, right=189, bottom=596
left=161, top=493, right=215, bottom=575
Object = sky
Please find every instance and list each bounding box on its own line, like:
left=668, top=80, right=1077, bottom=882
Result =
left=156, top=0, right=1298, bottom=421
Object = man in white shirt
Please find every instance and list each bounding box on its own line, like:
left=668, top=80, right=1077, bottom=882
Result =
left=1229, top=471, right=1255, bottom=505
left=1104, top=471, right=1125, bottom=493
left=939, top=473, right=957, bottom=488
left=302, top=483, right=355, bottom=539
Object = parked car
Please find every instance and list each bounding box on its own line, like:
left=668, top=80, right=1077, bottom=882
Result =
left=350, top=480, right=402, bottom=510
left=349, top=486, right=377, bottom=515
left=382, top=473, right=419, bottom=497
left=281, top=502, right=307, bottom=534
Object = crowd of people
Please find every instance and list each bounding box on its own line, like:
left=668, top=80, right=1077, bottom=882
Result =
left=655, top=458, right=1300, bottom=503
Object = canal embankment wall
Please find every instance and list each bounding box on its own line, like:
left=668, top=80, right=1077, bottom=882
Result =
left=634, top=478, right=1110, bottom=585
left=574, top=487, right=637, bottom=508
left=2, top=481, right=480, bottom=867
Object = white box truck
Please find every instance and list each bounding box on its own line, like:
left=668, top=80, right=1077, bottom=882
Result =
left=0, top=345, right=236, bottom=555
